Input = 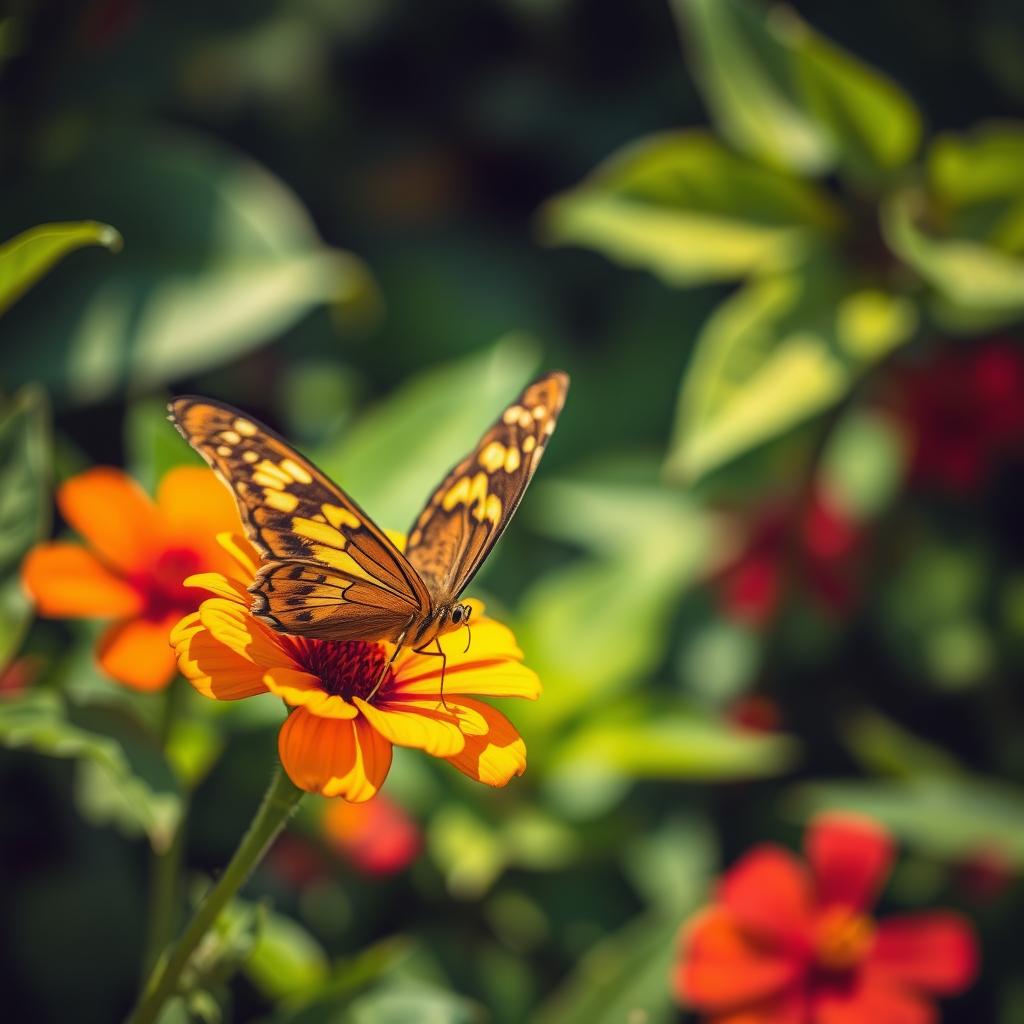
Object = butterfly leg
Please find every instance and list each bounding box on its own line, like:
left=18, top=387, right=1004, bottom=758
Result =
left=411, top=638, right=449, bottom=711
left=366, top=620, right=414, bottom=703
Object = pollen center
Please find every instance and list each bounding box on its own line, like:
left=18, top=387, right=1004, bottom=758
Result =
left=287, top=638, right=392, bottom=703
left=814, top=907, right=875, bottom=974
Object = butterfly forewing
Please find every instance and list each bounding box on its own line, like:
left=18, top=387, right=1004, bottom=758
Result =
left=404, top=371, right=569, bottom=604
left=168, top=398, right=429, bottom=641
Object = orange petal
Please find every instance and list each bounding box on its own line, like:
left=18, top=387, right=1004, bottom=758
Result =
left=278, top=708, right=392, bottom=801
left=97, top=614, right=178, bottom=691
left=58, top=467, right=160, bottom=573
left=215, top=532, right=261, bottom=582
left=172, top=611, right=270, bottom=700
left=442, top=697, right=527, bottom=786
left=21, top=543, right=143, bottom=618
left=354, top=696, right=466, bottom=757
left=264, top=666, right=357, bottom=719
left=713, top=993, right=808, bottom=1024
left=675, top=907, right=801, bottom=1012
left=806, top=812, right=893, bottom=912
left=157, top=467, right=244, bottom=570
left=814, top=973, right=935, bottom=1024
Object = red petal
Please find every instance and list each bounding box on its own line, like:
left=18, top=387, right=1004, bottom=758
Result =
left=814, top=975, right=935, bottom=1024
left=806, top=813, right=893, bottom=912
left=869, top=913, right=978, bottom=995
left=719, top=845, right=814, bottom=948
left=715, top=991, right=808, bottom=1024
left=675, top=907, right=801, bottom=1012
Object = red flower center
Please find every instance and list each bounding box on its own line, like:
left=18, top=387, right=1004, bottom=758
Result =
left=133, top=547, right=204, bottom=621
left=286, top=638, right=393, bottom=703
left=814, top=906, right=875, bottom=975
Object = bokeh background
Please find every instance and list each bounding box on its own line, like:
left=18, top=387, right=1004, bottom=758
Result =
left=2, top=0, right=1024, bottom=1021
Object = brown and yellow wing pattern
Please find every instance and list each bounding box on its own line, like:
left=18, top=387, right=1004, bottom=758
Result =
left=404, top=371, right=569, bottom=603
left=168, top=398, right=429, bottom=642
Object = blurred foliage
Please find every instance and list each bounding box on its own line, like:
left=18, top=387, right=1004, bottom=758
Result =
left=1, top=0, right=1023, bottom=1022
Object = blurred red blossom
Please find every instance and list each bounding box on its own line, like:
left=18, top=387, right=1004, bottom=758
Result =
left=0, top=656, right=42, bottom=698
left=674, top=813, right=978, bottom=1024
left=954, top=845, right=1016, bottom=905
left=717, top=489, right=862, bottom=626
left=894, top=339, right=1024, bottom=492
left=322, top=793, right=421, bottom=877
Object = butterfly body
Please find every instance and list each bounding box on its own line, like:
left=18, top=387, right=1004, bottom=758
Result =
left=169, top=371, right=568, bottom=658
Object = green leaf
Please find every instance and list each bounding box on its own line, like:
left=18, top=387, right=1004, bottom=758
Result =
left=789, top=776, right=1024, bottom=866
left=672, top=0, right=920, bottom=179
left=244, top=908, right=329, bottom=1001
left=0, top=385, right=50, bottom=669
left=667, top=272, right=918, bottom=481
left=883, top=187, right=1024, bottom=326
left=672, top=0, right=833, bottom=174
left=0, top=221, right=121, bottom=317
left=533, top=914, right=682, bottom=1024
left=541, top=131, right=840, bottom=286
left=928, top=124, right=1024, bottom=210
left=2, top=128, right=374, bottom=404
left=346, top=982, right=481, bottom=1024
left=312, top=336, right=539, bottom=531
left=0, top=691, right=182, bottom=851
left=125, top=396, right=204, bottom=493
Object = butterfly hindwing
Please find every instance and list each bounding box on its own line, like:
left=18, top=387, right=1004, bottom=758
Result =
left=404, top=371, right=569, bottom=603
left=168, top=398, right=429, bottom=641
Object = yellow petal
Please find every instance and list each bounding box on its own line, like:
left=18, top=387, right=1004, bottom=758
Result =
left=172, top=611, right=270, bottom=700
left=264, top=666, right=357, bottom=719
left=215, top=531, right=262, bottom=582
left=184, top=571, right=250, bottom=604
left=198, top=597, right=287, bottom=667
left=353, top=696, right=466, bottom=757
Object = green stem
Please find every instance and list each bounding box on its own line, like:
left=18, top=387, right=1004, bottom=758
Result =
left=126, top=766, right=305, bottom=1024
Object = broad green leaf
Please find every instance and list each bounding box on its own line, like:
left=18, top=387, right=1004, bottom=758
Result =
left=780, top=10, right=921, bottom=179
left=667, top=272, right=918, bottom=481
left=533, top=914, right=682, bottom=1024
left=244, top=908, right=329, bottom=1000
left=672, top=0, right=919, bottom=179
left=0, top=221, right=121, bottom=316
left=2, top=129, right=374, bottom=404
left=883, top=187, right=1024, bottom=324
left=672, top=0, right=832, bottom=173
left=542, top=131, right=840, bottom=286
left=789, top=776, right=1024, bottom=866
left=547, top=704, right=797, bottom=784
left=0, top=691, right=182, bottom=851
left=313, top=336, right=538, bottom=531
left=928, top=124, right=1024, bottom=209
left=0, top=385, right=50, bottom=669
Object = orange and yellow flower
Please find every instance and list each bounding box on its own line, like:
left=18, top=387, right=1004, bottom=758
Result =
left=170, top=533, right=540, bottom=801
left=22, top=467, right=244, bottom=691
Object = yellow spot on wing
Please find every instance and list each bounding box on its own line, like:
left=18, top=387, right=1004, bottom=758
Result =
left=234, top=418, right=257, bottom=436
left=479, top=441, right=507, bottom=473
left=323, top=504, right=361, bottom=530
left=481, top=493, right=502, bottom=524
left=252, top=472, right=285, bottom=490
left=256, top=460, right=291, bottom=484
left=503, top=405, right=525, bottom=425
left=532, top=405, right=548, bottom=420
left=442, top=476, right=471, bottom=511
left=219, top=430, right=241, bottom=444
left=517, top=409, right=533, bottom=429
left=522, top=435, right=536, bottom=453
left=216, top=445, right=232, bottom=457
left=503, top=446, right=521, bottom=473
left=242, top=451, right=259, bottom=463
left=293, top=517, right=348, bottom=548
left=264, top=490, right=299, bottom=513
left=280, top=459, right=313, bottom=485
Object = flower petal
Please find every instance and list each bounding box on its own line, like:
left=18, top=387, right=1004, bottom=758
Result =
left=868, top=913, right=978, bottom=995
left=58, top=467, right=160, bottom=573
left=172, top=610, right=270, bottom=700
left=719, top=845, right=814, bottom=949
left=157, top=467, right=244, bottom=569
left=199, top=597, right=288, bottom=667
left=354, top=696, right=466, bottom=757
left=97, top=615, right=178, bottom=691
left=264, top=667, right=357, bottom=719
left=675, top=907, right=801, bottom=1012
left=184, top=572, right=251, bottom=604
left=278, top=708, right=392, bottom=801
left=442, top=697, right=527, bottom=786
left=807, top=812, right=893, bottom=912
left=215, top=532, right=262, bottom=583
left=714, top=992, right=808, bottom=1024
left=21, top=543, right=143, bottom=618
left=814, top=974, right=935, bottom=1024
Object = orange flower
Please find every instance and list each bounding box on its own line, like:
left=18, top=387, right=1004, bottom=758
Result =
left=22, top=467, right=244, bottom=691
left=322, top=792, right=421, bottom=875
left=170, top=534, right=540, bottom=801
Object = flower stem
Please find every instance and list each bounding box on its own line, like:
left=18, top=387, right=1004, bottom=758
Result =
left=125, top=766, right=305, bottom=1024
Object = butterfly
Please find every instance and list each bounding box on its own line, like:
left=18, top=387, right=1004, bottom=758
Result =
left=169, top=371, right=569, bottom=681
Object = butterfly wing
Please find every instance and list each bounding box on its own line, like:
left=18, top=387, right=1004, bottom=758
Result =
left=168, top=397, right=430, bottom=642
left=404, top=371, right=569, bottom=604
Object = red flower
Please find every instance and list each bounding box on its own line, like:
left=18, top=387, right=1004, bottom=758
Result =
left=718, top=490, right=861, bottom=626
left=675, top=814, right=978, bottom=1023
left=896, top=339, right=1024, bottom=492
left=321, top=793, right=421, bottom=876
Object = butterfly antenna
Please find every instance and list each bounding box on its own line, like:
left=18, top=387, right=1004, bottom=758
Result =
left=463, top=622, right=472, bottom=654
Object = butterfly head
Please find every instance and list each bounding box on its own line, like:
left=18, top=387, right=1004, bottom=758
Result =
left=449, top=603, right=472, bottom=628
